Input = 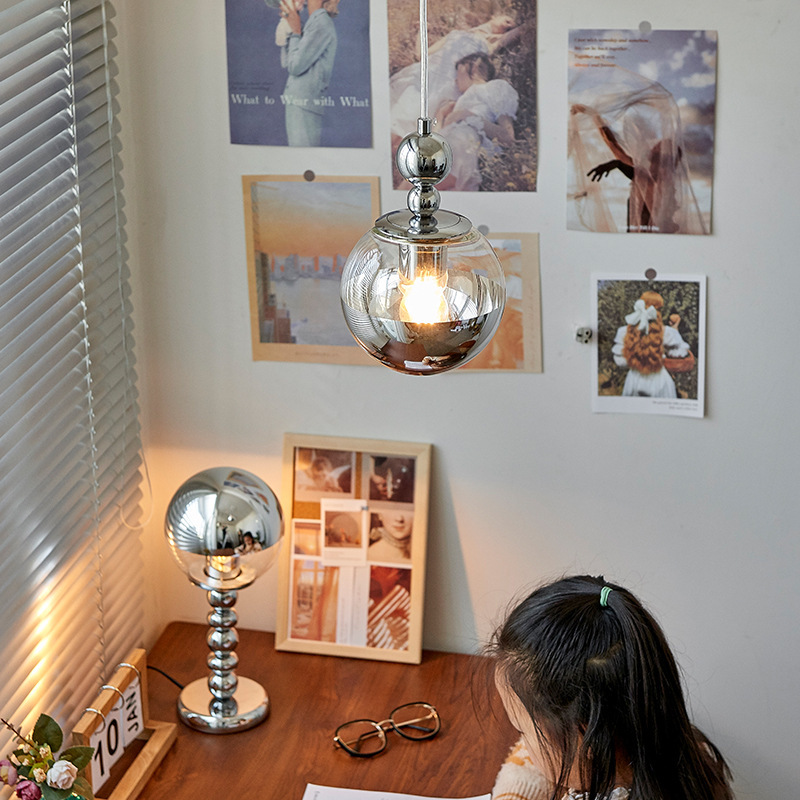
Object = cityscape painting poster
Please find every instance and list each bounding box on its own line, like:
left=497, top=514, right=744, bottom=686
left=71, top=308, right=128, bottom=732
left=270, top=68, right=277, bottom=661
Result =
left=242, top=174, right=379, bottom=366
left=225, top=0, right=372, bottom=148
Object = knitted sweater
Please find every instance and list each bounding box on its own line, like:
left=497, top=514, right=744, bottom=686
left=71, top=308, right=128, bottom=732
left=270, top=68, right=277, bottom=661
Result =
left=491, top=738, right=551, bottom=800
left=491, top=738, right=631, bottom=800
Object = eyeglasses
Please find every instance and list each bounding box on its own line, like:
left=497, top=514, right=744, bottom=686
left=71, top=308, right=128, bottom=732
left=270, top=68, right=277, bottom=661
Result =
left=333, top=702, right=441, bottom=757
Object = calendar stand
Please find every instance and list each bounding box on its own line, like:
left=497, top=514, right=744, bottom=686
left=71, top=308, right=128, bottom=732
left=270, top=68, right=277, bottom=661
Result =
left=72, top=648, right=177, bottom=800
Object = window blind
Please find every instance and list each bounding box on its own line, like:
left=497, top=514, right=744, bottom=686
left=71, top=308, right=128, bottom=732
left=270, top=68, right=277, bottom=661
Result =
left=0, top=0, right=144, bottom=751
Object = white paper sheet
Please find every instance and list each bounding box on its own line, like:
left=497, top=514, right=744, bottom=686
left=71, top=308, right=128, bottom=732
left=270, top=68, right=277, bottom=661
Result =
left=302, top=785, right=490, bottom=800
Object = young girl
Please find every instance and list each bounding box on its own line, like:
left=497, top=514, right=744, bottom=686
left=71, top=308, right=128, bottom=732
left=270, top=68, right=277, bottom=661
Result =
left=612, top=290, right=691, bottom=398
left=490, top=575, right=733, bottom=800
left=389, top=15, right=519, bottom=142
left=436, top=52, right=518, bottom=191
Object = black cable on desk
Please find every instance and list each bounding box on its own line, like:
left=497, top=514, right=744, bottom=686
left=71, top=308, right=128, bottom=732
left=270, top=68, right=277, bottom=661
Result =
left=147, top=664, right=185, bottom=690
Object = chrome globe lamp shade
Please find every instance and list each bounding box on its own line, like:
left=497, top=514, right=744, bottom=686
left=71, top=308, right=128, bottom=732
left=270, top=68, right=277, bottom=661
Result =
left=339, top=1, right=506, bottom=375
left=164, top=467, right=283, bottom=733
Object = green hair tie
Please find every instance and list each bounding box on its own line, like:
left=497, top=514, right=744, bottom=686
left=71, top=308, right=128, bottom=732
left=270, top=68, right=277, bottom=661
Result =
left=599, top=586, right=613, bottom=607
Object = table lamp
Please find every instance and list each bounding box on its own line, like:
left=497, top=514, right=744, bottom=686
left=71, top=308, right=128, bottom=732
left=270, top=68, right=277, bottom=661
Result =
left=164, top=467, right=283, bottom=733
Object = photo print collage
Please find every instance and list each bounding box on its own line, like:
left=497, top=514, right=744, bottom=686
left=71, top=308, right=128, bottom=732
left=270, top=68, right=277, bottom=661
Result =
left=276, top=435, right=431, bottom=663
left=226, top=3, right=719, bottom=414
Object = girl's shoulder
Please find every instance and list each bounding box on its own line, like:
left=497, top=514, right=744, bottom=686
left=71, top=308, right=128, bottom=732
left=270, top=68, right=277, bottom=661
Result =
left=492, top=738, right=551, bottom=800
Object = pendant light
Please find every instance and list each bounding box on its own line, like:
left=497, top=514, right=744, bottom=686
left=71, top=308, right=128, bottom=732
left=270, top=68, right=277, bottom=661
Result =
left=339, top=0, right=506, bottom=375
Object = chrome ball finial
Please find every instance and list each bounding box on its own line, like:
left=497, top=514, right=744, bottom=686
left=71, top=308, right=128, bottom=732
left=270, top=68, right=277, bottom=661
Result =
left=395, top=122, right=452, bottom=185
left=395, top=118, right=452, bottom=233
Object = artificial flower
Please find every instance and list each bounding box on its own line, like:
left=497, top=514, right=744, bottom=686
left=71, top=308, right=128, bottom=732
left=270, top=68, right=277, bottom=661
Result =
left=1, top=714, right=94, bottom=800
left=0, top=759, right=18, bottom=786
left=15, top=779, right=42, bottom=800
left=46, top=761, right=77, bottom=790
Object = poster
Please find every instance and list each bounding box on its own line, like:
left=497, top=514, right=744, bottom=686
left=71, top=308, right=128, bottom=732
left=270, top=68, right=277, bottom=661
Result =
left=225, top=0, right=372, bottom=147
left=242, top=174, right=379, bottom=366
left=569, top=29, right=717, bottom=234
left=459, top=233, right=542, bottom=373
left=387, top=0, right=537, bottom=192
left=592, top=273, right=706, bottom=418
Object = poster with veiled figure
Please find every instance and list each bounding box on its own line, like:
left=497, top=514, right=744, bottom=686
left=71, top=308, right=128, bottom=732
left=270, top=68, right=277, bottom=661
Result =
left=276, top=434, right=431, bottom=663
left=568, top=29, right=717, bottom=235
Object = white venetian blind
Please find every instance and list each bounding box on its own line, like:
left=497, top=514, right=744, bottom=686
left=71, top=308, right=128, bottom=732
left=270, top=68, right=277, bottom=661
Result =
left=0, top=0, right=144, bottom=751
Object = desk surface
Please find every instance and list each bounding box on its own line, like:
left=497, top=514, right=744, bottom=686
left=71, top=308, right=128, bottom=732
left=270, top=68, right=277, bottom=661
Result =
left=138, top=622, right=516, bottom=800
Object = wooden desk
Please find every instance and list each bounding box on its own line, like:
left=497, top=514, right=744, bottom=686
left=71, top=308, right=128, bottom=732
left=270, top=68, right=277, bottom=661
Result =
left=137, top=622, right=516, bottom=799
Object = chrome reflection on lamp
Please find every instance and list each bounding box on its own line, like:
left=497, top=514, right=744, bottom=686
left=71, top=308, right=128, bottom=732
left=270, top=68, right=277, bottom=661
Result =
left=340, top=0, right=506, bottom=375
left=164, top=467, right=283, bottom=733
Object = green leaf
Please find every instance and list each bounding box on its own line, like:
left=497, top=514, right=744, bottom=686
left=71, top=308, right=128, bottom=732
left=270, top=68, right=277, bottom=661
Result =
left=59, top=747, right=94, bottom=771
left=40, top=784, right=70, bottom=800
left=72, top=776, right=94, bottom=800
left=33, top=715, right=63, bottom=752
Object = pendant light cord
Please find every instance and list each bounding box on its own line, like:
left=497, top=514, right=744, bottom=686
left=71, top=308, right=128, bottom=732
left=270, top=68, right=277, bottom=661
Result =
left=419, top=0, right=428, bottom=119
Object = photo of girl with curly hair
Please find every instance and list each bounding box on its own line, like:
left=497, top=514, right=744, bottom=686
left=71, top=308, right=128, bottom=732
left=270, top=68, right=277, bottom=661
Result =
left=593, top=276, right=706, bottom=418
left=612, top=290, right=689, bottom=398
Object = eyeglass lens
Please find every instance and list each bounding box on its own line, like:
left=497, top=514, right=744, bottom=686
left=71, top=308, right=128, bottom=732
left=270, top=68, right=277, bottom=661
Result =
left=389, top=703, right=439, bottom=740
left=336, top=719, right=387, bottom=756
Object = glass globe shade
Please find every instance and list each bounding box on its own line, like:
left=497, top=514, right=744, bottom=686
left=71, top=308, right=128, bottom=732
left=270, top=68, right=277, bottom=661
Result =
left=340, top=209, right=506, bottom=375
left=164, top=467, right=283, bottom=590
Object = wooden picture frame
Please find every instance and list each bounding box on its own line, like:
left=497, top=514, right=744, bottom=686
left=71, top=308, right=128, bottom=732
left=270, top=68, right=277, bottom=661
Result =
left=276, top=433, right=431, bottom=663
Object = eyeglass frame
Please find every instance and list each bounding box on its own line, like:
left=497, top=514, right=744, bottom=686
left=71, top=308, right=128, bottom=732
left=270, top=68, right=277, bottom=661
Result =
left=333, top=701, right=441, bottom=757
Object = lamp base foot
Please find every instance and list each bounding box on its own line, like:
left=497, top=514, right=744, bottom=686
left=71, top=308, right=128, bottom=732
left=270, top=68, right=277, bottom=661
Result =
left=177, top=677, right=269, bottom=734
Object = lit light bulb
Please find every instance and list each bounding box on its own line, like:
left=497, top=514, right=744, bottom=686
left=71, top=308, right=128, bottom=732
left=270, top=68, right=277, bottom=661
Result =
left=399, top=274, right=448, bottom=323
left=398, top=245, right=449, bottom=323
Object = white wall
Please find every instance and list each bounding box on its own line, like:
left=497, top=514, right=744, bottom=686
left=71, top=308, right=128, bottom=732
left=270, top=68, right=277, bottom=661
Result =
left=116, top=1, right=799, bottom=798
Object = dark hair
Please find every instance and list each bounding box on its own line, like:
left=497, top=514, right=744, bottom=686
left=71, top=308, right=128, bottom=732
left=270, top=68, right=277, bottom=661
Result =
left=455, top=52, right=495, bottom=82
left=489, top=575, right=732, bottom=800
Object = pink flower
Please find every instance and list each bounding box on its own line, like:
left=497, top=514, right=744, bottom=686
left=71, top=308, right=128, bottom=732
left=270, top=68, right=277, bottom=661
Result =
left=0, top=760, right=18, bottom=786
left=46, top=761, right=78, bottom=790
left=15, top=780, right=42, bottom=800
